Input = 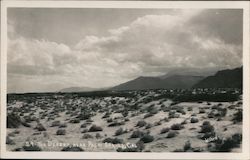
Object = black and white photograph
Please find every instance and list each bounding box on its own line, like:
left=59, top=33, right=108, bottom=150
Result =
left=1, top=1, right=250, bottom=159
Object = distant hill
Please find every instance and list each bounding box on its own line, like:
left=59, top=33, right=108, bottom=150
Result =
left=193, top=67, right=242, bottom=88
left=59, top=87, right=96, bottom=93
left=112, top=75, right=204, bottom=91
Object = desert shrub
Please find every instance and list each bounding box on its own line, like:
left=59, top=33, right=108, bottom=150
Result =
left=171, top=123, right=184, bottom=130
left=103, top=137, right=123, bottom=144
left=6, top=136, right=15, bottom=145
left=199, top=108, right=206, bottom=114
left=95, top=133, right=102, bottom=139
left=183, top=140, right=192, bottom=151
left=56, top=129, right=66, bottom=135
left=181, top=120, right=187, bottom=125
left=140, top=134, right=154, bottom=143
left=108, top=121, right=125, bottom=127
left=7, top=113, right=21, bottom=128
left=106, top=118, right=113, bottom=123
left=130, top=130, right=145, bottom=138
left=115, top=128, right=127, bottom=136
left=80, top=123, right=88, bottom=128
left=145, top=123, right=153, bottom=129
left=35, top=123, right=46, bottom=131
left=102, top=112, right=110, bottom=118
left=51, top=120, right=60, bottom=127
left=82, top=134, right=93, bottom=139
left=154, top=121, right=162, bottom=126
left=202, top=121, right=211, bottom=126
left=69, top=118, right=80, bottom=123
left=59, top=123, right=67, bottom=128
left=88, top=125, right=103, bottom=132
left=21, top=121, right=31, bottom=127
left=201, top=131, right=216, bottom=140
left=233, top=109, right=242, bottom=123
left=61, top=146, right=84, bottom=151
left=160, top=127, right=170, bottom=134
left=190, top=117, right=199, bottom=123
left=143, top=113, right=154, bottom=119
left=200, top=121, right=214, bottom=133
left=187, top=106, right=193, bottom=111
left=217, top=108, right=227, bottom=117
left=23, top=144, right=42, bottom=151
left=214, top=133, right=242, bottom=152
left=166, top=131, right=178, bottom=138
left=81, top=129, right=88, bottom=133
left=136, top=120, right=147, bottom=128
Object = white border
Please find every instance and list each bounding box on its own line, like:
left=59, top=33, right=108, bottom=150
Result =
left=1, top=1, right=250, bottom=159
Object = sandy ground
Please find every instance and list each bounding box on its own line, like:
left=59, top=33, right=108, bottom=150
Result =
left=6, top=93, right=242, bottom=152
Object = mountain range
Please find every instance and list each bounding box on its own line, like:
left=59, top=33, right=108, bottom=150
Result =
left=59, top=67, right=243, bottom=92
left=193, top=67, right=242, bottom=89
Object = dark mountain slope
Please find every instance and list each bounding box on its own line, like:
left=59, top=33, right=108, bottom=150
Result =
left=193, top=67, right=242, bottom=88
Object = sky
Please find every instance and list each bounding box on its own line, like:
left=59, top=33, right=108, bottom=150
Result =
left=7, top=8, right=243, bottom=93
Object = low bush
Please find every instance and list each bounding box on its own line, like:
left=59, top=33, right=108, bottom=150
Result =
left=130, top=130, right=145, bottom=138
left=61, top=146, right=84, bottom=151
left=190, top=117, right=199, bottom=123
left=103, top=137, right=123, bottom=144
left=35, top=123, right=46, bottom=131
left=82, top=134, right=93, bottom=139
left=171, top=123, right=184, bottom=130
left=166, top=131, right=178, bottom=138
left=56, top=129, right=66, bottom=135
left=233, top=109, right=242, bottom=123
left=160, top=127, right=170, bottom=134
left=115, top=128, right=127, bottom=136
left=140, top=134, right=154, bottom=143
left=200, top=121, right=214, bottom=133
left=88, top=125, right=103, bottom=132
left=136, top=120, right=147, bottom=128
left=23, top=144, right=42, bottom=151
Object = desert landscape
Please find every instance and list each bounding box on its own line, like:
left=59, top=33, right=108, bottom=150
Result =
left=6, top=87, right=242, bottom=152
left=6, top=8, right=244, bottom=153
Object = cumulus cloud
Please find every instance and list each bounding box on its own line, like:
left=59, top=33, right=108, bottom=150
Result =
left=7, top=9, right=243, bottom=92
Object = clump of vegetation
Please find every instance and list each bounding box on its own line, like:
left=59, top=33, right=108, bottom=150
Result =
left=59, top=123, right=67, bottom=128
left=115, top=128, right=127, bottom=136
left=6, top=136, right=15, bottom=145
left=200, top=121, right=214, bottom=133
left=69, top=118, right=80, bottom=123
left=130, top=130, right=145, bottom=138
left=183, top=140, right=192, bottom=151
left=171, top=123, right=184, bottom=130
left=199, top=108, right=206, bottom=114
left=61, top=145, right=84, bottom=151
left=23, top=144, right=42, bottom=151
left=145, top=123, right=153, bottom=129
left=95, top=133, right=102, bottom=139
left=160, top=127, right=170, bottom=134
left=82, top=134, right=93, bottom=139
left=108, top=121, right=125, bottom=127
left=166, top=131, right=178, bottom=138
left=35, top=123, right=46, bottom=131
left=232, top=109, right=242, bottom=123
left=212, top=133, right=242, bottom=152
left=7, top=113, right=21, bottom=128
left=190, top=117, right=199, bottom=123
left=103, top=137, right=124, bottom=144
left=136, top=120, right=147, bottom=128
left=140, top=134, right=154, bottom=143
left=56, top=129, right=66, bottom=135
left=51, top=120, right=60, bottom=127
left=88, top=125, right=103, bottom=132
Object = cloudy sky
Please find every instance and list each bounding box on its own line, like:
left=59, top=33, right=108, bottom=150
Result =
left=7, top=8, right=242, bottom=93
